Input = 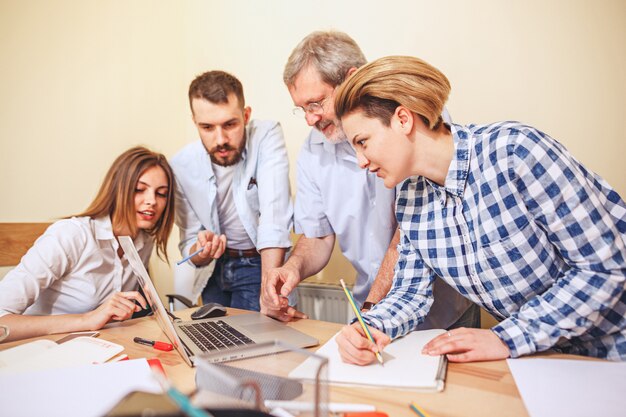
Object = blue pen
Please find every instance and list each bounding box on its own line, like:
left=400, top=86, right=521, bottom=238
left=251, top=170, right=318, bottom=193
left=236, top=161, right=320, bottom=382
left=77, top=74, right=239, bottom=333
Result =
left=176, top=247, right=203, bottom=266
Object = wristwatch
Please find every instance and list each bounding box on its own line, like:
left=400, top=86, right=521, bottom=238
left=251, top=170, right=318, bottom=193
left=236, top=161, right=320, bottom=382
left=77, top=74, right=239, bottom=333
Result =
left=360, top=301, right=376, bottom=312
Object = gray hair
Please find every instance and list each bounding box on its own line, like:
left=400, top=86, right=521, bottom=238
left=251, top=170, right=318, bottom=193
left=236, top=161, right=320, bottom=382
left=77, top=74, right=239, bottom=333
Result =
left=283, top=31, right=367, bottom=88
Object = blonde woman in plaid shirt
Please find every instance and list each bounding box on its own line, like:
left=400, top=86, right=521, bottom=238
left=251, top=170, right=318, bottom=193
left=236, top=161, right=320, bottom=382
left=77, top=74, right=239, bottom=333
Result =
left=334, top=56, right=626, bottom=364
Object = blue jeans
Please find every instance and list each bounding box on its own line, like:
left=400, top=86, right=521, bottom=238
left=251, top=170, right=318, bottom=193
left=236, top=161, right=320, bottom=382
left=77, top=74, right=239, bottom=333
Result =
left=201, top=254, right=261, bottom=311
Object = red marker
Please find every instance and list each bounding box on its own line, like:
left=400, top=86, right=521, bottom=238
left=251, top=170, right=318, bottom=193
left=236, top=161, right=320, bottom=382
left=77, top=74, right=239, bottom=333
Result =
left=133, top=336, right=173, bottom=351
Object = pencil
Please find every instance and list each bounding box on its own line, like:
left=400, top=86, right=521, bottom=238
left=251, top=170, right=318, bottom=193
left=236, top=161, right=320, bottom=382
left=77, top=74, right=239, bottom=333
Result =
left=339, top=279, right=384, bottom=365
left=409, top=402, right=431, bottom=417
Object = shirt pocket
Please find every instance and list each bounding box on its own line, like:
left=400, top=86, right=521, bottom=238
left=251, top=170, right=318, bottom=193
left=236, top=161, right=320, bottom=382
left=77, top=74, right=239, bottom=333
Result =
left=245, top=185, right=260, bottom=214
left=477, top=221, right=553, bottom=306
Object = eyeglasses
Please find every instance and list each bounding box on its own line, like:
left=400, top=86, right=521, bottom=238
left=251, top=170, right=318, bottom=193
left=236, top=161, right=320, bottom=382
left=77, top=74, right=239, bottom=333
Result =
left=292, top=91, right=334, bottom=118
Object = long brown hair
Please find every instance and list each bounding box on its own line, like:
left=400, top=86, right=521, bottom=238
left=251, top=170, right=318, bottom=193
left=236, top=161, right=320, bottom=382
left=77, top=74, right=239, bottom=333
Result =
left=75, top=146, right=175, bottom=262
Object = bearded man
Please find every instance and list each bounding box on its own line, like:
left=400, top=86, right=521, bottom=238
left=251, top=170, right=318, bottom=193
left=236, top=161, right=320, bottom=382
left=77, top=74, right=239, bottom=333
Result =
left=172, top=70, right=292, bottom=311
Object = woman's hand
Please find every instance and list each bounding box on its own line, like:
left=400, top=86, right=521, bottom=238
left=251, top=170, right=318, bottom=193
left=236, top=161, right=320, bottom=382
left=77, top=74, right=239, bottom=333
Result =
left=336, top=322, right=391, bottom=366
left=83, top=291, right=147, bottom=330
left=422, top=328, right=510, bottom=362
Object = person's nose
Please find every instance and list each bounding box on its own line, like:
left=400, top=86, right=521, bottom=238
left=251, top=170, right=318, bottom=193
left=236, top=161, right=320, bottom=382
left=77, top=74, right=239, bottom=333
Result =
left=304, top=111, right=321, bottom=127
left=356, top=152, right=370, bottom=170
left=144, top=190, right=156, bottom=206
left=215, top=128, right=228, bottom=146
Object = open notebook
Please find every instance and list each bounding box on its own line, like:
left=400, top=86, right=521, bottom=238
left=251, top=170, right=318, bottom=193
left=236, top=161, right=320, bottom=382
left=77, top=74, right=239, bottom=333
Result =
left=289, top=329, right=447, bottom=392
left=0, top=337, right=124, bottom=374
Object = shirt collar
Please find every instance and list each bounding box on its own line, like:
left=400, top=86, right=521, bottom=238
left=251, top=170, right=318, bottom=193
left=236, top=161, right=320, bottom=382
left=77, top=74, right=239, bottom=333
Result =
left=310, top=128, right=357, bottom=163
left=94, top=215, right=147, bottom=252
left=94, top=216, right=115, bottom=240
left=427, top=123, right=472, bottom=202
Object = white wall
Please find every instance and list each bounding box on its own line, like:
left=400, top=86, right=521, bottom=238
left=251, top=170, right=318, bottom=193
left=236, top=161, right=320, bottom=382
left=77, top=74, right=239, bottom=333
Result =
left=2, top=0, right=624, bottom=297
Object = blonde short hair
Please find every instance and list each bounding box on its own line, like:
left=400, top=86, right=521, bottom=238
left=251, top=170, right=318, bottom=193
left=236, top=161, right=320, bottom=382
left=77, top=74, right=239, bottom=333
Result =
left=334, top=56, right=451, bottom=129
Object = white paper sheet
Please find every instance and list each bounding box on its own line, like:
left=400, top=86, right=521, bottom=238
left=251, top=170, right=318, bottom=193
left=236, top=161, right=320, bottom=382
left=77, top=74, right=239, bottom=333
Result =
left=289, top=329, right=445, bottom=390
left=0, top=358, right=162, bottom=417
left=507, top=358, right=626, bottom=417
left=0, top=336, right=124, bottom=374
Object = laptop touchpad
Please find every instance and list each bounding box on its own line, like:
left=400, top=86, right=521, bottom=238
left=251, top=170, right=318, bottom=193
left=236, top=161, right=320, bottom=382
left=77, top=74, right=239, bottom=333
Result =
left=242, top=322, right=284, bottom=334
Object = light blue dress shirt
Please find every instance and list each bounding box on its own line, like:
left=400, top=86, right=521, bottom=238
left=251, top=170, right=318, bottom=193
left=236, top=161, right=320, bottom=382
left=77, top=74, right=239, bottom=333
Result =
left=171, top=120, right=293, bottom=292
left=294, top=128, right=398, bottom=304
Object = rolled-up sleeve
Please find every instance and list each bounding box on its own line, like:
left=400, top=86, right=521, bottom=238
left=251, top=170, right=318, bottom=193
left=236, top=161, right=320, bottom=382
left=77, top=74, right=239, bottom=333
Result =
left=173, top=173, right=204, bottom=258
left=255, top=122, right=293, bottom=250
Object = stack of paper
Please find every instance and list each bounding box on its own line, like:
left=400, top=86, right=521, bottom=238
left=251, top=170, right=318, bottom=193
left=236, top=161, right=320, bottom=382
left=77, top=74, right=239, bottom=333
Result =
left=0, top=358, right=162, bottom=417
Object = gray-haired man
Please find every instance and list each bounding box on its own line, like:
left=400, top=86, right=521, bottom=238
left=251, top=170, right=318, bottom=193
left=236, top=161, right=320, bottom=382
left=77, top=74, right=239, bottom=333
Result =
left=261, top=31, right=479, bottom=330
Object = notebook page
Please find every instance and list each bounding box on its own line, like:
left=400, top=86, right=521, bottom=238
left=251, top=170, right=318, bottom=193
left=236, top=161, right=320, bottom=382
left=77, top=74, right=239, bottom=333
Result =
left=289, top=329, right=445, bottom=391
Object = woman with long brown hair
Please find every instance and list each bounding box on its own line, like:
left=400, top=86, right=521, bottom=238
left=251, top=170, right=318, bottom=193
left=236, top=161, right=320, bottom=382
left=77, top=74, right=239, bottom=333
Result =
left=0, top=146, right=175, bottom=342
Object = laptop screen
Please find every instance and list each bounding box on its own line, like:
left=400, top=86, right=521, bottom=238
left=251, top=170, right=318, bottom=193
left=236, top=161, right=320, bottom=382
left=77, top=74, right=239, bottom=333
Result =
left=118, top=236, right=193, bottom=366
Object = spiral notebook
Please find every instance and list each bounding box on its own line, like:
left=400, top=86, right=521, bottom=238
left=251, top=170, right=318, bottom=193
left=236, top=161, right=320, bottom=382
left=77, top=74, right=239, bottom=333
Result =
left=289, top=329, right=447, bottom=392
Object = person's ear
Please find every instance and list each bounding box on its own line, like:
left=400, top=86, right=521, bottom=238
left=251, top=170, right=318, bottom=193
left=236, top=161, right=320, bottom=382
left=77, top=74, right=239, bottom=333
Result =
left=243, top=106, right=252, bottom=124
left=393, top=105, right=414, bottom=134
left=345, top=66, right=358, bottom=79
left=190, top=99, right=201, bottom=125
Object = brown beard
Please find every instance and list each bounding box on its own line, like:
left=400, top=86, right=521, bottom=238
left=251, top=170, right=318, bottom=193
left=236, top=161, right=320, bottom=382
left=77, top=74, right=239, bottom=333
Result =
left=209, top=143, right=244, bottom=167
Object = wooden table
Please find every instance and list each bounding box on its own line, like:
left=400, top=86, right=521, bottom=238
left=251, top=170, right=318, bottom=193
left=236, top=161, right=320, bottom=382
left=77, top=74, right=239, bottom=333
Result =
left=1, top=308, right=534, bottom=417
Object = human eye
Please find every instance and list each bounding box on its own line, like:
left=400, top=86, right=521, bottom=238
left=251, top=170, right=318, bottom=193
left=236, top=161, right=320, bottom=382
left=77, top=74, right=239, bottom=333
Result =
left=157, top=189, right=168, bottom=198
left=224, top=120, right=238, bottom=130
left=307, top=102, right=323, bottom=113
left=201, top=124, right=215, bottom=132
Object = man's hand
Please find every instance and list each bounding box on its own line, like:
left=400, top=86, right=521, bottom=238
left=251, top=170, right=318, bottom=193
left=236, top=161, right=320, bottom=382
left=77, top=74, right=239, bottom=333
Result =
left=336, top=322, right=391, bottom=366
left=260, top=264, right=307, bottom=322
left=422, top=328, right=510, bottom=362
left=82, top=291, right=147, bottom=330
left=191, top=230, right=227, bottom=266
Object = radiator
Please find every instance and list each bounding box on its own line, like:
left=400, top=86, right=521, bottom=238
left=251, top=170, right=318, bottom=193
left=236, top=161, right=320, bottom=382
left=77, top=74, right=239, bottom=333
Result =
left=296, top=282, right=355, bottom=324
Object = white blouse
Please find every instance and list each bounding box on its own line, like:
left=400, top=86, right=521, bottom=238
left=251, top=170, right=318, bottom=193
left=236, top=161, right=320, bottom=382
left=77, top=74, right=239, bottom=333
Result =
left=0, top=216, right=153, bottom=317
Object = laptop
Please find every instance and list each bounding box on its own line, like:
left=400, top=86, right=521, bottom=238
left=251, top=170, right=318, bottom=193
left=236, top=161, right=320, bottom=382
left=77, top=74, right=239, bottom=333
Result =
left=118, top=236, right=318, bottom=367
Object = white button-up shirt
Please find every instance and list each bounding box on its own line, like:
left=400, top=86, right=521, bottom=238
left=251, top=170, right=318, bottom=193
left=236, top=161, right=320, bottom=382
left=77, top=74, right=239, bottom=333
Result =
left=171, top=119, right=293, bottom=293
left=0, top=216, right=152, bottom=317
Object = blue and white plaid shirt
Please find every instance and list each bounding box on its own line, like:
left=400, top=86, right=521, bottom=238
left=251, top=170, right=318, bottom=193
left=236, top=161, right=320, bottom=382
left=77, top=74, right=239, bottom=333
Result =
left=363, top=122, right=626, bottom=360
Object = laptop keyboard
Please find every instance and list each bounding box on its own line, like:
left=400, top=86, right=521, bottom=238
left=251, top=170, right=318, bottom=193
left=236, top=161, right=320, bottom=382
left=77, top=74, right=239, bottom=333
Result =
left=179, top=320, right=255, bottom=352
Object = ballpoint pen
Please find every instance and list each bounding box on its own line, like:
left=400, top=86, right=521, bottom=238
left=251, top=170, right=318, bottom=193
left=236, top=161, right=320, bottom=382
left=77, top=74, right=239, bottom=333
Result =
left=339, top=279, right=384, bottom=365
